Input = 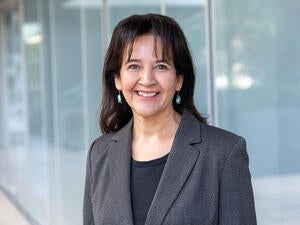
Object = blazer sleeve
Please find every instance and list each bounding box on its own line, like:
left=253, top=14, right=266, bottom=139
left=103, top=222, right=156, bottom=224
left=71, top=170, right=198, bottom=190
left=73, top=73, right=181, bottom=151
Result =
left=83, top=141, right=95, bottom=225
left=219, top=137, right=257, bottom=225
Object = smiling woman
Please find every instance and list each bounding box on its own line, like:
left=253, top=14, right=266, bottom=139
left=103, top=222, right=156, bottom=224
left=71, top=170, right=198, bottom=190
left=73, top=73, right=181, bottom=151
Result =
left=100, top=14, right=205, bottom=134
left=115, top=34, right=183, bottom=122
left=0, top=0, right=298, bottom=224
left=115, top=34, right=183, bottom=161
left=83, top=13, right=256, bottom=225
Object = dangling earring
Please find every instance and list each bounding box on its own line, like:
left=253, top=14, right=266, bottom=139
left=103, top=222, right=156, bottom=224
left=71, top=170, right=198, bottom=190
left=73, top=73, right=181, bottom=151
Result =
left=117, top=91, right=122, bottom=104
left=176, top=91, right=181, bottom=105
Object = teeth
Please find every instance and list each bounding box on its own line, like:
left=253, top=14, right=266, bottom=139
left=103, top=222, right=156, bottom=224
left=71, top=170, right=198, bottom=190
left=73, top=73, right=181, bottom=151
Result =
left=138, top=91, right=157, bottom=97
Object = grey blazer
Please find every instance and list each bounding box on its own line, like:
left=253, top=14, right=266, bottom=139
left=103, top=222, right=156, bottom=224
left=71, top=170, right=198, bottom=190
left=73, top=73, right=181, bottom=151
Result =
left=83, top=109, right=257, bottom=225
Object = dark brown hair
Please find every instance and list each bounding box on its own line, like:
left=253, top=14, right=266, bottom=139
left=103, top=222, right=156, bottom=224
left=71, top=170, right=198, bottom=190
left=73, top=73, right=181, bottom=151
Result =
left=100, top=13, right=206, bottom=133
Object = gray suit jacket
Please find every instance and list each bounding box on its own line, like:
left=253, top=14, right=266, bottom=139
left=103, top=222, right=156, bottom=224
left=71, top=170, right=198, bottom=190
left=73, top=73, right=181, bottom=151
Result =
left=83, top=109, right=257, bottom=225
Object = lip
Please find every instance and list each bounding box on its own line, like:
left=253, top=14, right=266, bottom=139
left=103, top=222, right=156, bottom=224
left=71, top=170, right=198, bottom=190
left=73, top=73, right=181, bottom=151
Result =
left=136, top=91, right=159, bottom=98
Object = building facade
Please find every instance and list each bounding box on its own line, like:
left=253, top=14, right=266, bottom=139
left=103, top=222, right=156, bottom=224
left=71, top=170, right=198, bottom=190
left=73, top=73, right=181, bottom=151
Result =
left=0, top=0, right=300, bottom=224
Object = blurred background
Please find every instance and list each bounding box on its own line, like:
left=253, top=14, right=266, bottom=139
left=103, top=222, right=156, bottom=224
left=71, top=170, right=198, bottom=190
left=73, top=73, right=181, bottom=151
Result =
left=0, top=0, right=299, bottom=224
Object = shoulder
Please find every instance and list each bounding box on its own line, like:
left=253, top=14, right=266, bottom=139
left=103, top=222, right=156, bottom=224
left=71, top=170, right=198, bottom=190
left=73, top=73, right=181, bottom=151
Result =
left=93, top=132, right=116, bottom=149
left=87, top=118, right=133, bottom=162
left=182, top=108, right=246, bottom=158
left=180, top=110, right=246, bottom=161
left=87, top=132, right=116, bottom=166
left=200, top=122, right=245, bottom=147
left=198, top=122, right=248, bottom=169
left=181, top=109, right=245, bottom=148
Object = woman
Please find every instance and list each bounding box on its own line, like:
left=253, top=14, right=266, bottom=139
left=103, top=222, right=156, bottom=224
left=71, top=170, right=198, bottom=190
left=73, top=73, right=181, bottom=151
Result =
left=83, top=14, right=256, bottom=225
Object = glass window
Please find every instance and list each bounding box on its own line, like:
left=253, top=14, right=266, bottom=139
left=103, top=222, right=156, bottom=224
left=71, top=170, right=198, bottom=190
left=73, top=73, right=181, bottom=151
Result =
left=0, top=14, right=4, bottom=151
left=214, top=1, right=300, bottom=224
left=4, top=0, right=299, bottom=225
left=0, top=1, right=208, bottom=224
left=167, top=2, right=208, bottom=116
left=0, top=1, right=209, bottom=224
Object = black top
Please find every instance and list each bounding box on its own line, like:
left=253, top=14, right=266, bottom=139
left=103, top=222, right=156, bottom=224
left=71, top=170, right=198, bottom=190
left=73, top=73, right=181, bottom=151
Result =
left=130, top=153, right=169, bottom=225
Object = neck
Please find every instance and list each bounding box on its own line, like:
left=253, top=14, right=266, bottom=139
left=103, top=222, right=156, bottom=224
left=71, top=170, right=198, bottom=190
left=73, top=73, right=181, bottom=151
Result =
left=132, top=109, right=181, bottom=141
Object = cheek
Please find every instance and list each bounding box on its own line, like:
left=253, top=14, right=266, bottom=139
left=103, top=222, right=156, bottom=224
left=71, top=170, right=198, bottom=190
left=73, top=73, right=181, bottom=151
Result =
left=157, top=76, right=178, bottom=92
left=120, top=74, right=138, bottom=90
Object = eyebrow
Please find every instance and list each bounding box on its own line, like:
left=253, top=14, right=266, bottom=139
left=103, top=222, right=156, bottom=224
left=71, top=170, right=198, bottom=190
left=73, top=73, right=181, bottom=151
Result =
left=125, top=59, right=140, bottom=64
left=155, top=59, right=171, bottom=65
left=125, top=59, right=171, bottom=65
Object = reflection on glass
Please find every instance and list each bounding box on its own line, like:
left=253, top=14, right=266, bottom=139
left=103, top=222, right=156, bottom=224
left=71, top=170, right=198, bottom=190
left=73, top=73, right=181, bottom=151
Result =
left=0, top=1, right=207, bottom=224
left=4, top=0, right=299, bottom=225
left=214, top=0, right=300, bottom=224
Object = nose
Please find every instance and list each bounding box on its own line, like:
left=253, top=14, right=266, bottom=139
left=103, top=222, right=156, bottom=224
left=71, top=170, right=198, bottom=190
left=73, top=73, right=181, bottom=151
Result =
left=139, top=67, right=156, bottom=86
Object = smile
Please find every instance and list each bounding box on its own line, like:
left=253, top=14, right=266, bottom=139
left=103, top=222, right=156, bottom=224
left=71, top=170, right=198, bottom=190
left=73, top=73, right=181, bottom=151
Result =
left=137, top=91, right=158, bottom=97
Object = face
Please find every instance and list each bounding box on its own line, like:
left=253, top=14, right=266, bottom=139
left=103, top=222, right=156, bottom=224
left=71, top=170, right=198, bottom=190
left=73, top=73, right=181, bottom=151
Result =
left=115, top=34, right=183, bottom=119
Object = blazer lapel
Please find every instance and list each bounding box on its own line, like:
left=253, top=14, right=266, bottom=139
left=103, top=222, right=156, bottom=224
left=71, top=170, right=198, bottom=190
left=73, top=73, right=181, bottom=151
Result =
left=108, top=120, right=134, bottom=225
left=145, top=110, right=202, bottom=225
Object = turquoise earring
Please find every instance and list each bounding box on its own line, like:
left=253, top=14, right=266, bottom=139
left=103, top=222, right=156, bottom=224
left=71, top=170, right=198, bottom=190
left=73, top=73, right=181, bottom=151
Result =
left=176, top=92, right=181, bottom=104
left=117, top=91, right=122, bottom=104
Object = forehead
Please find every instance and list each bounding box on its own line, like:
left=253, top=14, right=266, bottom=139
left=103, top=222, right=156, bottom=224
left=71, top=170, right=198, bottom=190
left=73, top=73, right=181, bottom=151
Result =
left=123, top=34, right=172, bottom=61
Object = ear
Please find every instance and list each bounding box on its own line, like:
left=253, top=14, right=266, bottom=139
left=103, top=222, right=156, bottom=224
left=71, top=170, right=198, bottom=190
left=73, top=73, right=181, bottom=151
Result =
left=114, top=75, right=121, bottom=91
left=176, top=75, right=184, bottom=91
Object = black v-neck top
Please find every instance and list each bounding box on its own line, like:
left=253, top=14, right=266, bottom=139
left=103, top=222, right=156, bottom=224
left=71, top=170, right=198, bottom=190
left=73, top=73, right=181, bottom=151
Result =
left=130, top=153, right=169, bottom=225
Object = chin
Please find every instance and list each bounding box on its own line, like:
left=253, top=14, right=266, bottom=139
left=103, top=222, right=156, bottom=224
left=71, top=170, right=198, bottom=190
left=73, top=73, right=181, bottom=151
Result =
left=132, top=104, right=174, bottom=119
left=134, top=111, right=158, bottom=118
left=132, top=107, right=161, bottom=118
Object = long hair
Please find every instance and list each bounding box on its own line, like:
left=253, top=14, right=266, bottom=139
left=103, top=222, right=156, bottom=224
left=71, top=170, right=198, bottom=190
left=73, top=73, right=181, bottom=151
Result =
left=100, top=14, right=206, bottom=133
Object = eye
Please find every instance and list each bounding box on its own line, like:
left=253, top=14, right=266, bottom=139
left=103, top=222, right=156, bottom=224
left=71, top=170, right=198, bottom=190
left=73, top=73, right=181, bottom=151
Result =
left=128, top=64, right=139, bottom=70
left=156, top=64, right=168, bottom=70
